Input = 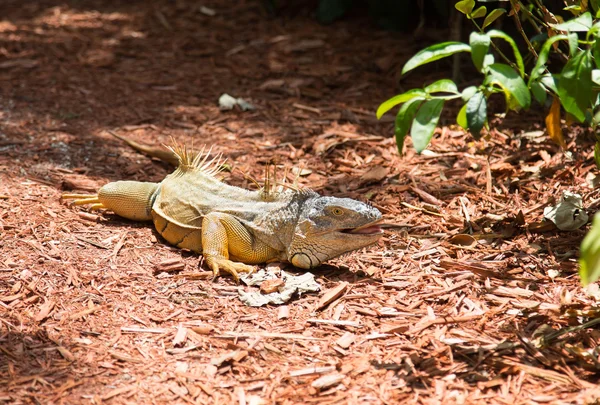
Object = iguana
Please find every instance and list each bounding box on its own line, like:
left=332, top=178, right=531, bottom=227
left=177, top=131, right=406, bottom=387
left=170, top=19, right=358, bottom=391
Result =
left=63, top=136, right=384, bottom=282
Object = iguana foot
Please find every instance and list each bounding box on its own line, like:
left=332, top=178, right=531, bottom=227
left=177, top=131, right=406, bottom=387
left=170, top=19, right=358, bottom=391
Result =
left=205, top=256, right=255, bottom=283
left=61, top=194, right=106, bottom=210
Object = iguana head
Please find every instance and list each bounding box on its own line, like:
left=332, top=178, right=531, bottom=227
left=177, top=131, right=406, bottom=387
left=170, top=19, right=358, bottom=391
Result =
left=288, top=195, right=383, bottom=269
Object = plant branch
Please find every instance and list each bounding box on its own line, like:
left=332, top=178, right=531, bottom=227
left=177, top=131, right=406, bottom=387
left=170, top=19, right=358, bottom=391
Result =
left=471, top=20, right=525, bottom=76
left=511, top=0, right=538, bottom=58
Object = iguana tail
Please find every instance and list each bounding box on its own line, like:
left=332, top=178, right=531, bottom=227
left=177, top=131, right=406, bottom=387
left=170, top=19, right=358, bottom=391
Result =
left=107, top=131, right=180, bottom=166
left=64, top=181, right=159, bottom=221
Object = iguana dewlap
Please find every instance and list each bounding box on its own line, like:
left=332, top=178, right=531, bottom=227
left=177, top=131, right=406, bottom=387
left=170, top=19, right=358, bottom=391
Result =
left=64, top=143, right=383, bottom=282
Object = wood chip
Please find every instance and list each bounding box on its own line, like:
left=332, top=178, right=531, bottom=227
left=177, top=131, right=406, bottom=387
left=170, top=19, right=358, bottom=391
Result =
left=172, top=325, right=188, bottom=347
left=57, top=346, right=75, bottom=362
left=290, top=366, right=337, bottom=377
left=34, top=300, right=55, bottom=322
left=121, top=326, right=170, bottom=334
left=307, top=319, right=361, bottom=328
left=219, top=331, right=324, bottom=341
left=278, top=305, right=290, bottom=319
left=101, top=385, right=137, bottom=400
left=109, top=351, right=145, bottom=363
left=69, top=305, right=99, bottom=320
left=315, top=282, right=348, bottom=311
left=311, top=373, right=345, bottom=389
left=410, top=185, right=443, bottom=206
left=260, top=278, right=285, bottom=294
left=210, top=350, right=248, bottom=367
left=335, top=332, right=356, bottom=349
left=77, top=212, right=100, bottom=222
left=190, top=324, right=214, bottom=335
left=154, top=258, right=186, bottom=273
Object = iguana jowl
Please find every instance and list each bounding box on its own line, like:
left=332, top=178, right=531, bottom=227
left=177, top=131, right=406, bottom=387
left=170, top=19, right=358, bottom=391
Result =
left=64, top=141, right=383, bottom=281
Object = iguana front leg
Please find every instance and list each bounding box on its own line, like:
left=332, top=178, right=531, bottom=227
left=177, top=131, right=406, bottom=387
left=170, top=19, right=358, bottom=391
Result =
left=201, top=212, right=278, bottom=282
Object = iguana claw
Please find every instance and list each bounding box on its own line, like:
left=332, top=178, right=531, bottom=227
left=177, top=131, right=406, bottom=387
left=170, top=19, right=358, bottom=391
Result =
left=61, top=194, right=106, bottom=210
left=206, top=256, right=255, bottom=283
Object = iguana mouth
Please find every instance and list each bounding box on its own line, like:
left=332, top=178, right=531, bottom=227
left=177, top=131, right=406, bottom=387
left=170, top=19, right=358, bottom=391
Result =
left=341, top=220, right=384, bottom=235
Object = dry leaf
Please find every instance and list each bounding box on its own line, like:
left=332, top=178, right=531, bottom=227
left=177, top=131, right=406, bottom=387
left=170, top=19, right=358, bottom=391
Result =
left=448, top=234, right=477, bottom=247
left=360, top=167, right=389, bottom=184
left=545, top=96, right=566, bottom=149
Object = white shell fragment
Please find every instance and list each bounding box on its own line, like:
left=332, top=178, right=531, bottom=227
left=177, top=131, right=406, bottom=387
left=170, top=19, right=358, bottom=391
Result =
left=238, top=270, right=321, bottom=307
left=543, top=191, right=588, bottom=231
left=218, top=93, right=255, bottom=111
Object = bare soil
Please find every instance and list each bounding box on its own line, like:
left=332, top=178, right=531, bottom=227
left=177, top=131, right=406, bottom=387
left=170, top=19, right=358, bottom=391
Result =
left=2, top=1, right=600, bottom=404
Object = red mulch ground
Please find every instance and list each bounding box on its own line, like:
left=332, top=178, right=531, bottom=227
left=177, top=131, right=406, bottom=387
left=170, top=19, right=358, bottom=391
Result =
left=2, top=1, right=600, bottom=404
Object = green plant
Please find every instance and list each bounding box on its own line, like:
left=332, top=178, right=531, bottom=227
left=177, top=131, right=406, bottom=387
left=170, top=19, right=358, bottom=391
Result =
left=580, top=212, right=600, bottom=286
left=378, top=0, right=600, bottom=286
left=377, top=0, right=600, bottom=156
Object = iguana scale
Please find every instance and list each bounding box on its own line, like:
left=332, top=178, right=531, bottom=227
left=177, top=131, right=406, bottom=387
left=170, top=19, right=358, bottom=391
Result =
left=63, top=137, right=383, bottom=282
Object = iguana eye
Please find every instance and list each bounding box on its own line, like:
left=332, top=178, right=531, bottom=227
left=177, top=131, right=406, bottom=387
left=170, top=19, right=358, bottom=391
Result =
left=331, top=207, right=344, bottom=216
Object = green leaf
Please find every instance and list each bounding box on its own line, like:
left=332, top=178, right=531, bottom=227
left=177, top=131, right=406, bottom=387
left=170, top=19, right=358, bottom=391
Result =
left=402, top=42, right=471, bottom=75
left=594, top=38, right=600, bottom=69
left=593, top=0, right=600, bottom=13
left=579, top=212, right=600, bottom=286
left=483, top=54, right=495, bottom=69
left=466, top=91, right=487, bottom=138
left=376, top=89, right=426, bottom=119
left=594, top=93, right=600, bottom=109
left=529, top=34, right=569, bottom=84
left=487, top=30, right=525, bottom=77
left=593, top=69, right=600, bottom=85
left=568, top=32, right=579, bottom=56
left=530, top=80, right=548, bottom=105
left=482, top=8, right=506, bottom=29
left=564, top=5, right=583, bottom=15
left=455, top=0, right=475, bottom=15
left=470, top=32, right=490, bottom=72
left=593, top=108, right=600, bottom=127
left=484, top=63, right=531, bottom=110
left=461, top=85, right=478, bottom=102
left=557, top=49, right=593, bottom=123
left=540, top=73, right=558, bottom=94
left=552, top=11, right=593, bottom=31
left=394, top=98, right=423, bottom=155
left=410, top=99, right=444, bottom=153
left=425, top=79, right=459, bottom=95
left=588, top=21, right=600, bottom=40
left=471, top=5, right=487, bottom=19
left=456, top=103, right=468, bottom=130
